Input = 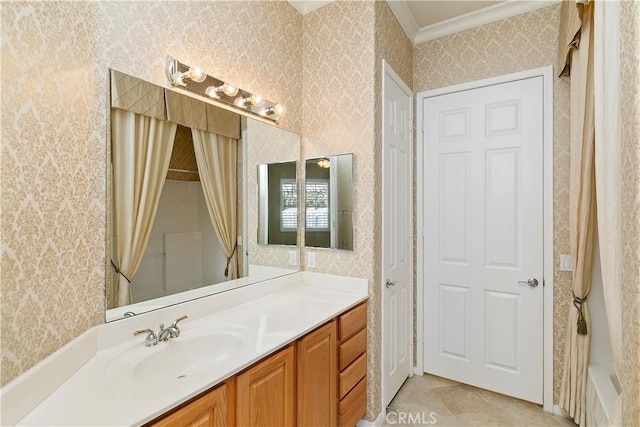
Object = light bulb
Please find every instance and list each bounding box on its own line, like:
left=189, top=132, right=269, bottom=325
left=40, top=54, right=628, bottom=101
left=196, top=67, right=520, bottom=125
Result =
left=205, top=83, right=238, bottom=99
left=187, top=67, right=206, bottom=83
left=261, top=104, right=285, bottom=117
left=222, top=83, right=239, bottom=97
left=234, top=96, right=248, bottom=108
left=251, top=94, right=264, bottom=107
left=205, top=86, right=220, bottom=98
left=273, top=104, right=285, bottom=115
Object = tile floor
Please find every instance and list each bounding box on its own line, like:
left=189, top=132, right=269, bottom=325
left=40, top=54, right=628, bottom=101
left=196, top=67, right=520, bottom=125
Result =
left=384, top=374, right=578, bottom=426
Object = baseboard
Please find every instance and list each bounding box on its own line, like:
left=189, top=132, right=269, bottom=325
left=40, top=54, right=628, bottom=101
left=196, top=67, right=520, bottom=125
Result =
left=553, top=405, right=572, bottom=419
left=357, top=411, right=385, bottom=427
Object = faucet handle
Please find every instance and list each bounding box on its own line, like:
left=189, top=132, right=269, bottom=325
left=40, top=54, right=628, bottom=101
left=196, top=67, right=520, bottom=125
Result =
left=133, top=329, right=158, bottom=347
left=170, top=315, right=188, bottom=337
left=172, top=315, right=188, bottom=327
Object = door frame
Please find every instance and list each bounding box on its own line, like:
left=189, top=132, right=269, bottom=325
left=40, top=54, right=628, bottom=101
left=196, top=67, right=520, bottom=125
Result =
left=416, top=66, right=554, bottom=412
left=381, top=59, right=414, bottom=408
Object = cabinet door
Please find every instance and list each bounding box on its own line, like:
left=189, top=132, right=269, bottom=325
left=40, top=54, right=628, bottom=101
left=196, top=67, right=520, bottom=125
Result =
left=297, top=320, right=337, bottom=427
left=236, top=345, right=296, bottom=427
left=151, top=383, right=227, bottom=427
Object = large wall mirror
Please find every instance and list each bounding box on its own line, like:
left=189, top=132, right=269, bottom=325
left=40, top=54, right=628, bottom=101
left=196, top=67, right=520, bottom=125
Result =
left=305, top=154, right=354, bottom=250
left=107, top=70, right=300, bottom=321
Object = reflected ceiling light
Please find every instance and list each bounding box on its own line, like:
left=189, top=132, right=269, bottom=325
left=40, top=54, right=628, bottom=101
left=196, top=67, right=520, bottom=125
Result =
left=205, top=82, right=239, bottom=99
left=234, top=94, right=264, bottom=108
left=317, top=158, right=330, bottom=168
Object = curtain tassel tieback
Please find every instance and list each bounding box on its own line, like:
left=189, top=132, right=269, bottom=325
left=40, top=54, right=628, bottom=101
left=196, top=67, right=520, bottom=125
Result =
left=573, top=294, right=588, bottom=335
left=111, top=259, right=131, bottom=284
left=224, top=242, right=238, bottom=277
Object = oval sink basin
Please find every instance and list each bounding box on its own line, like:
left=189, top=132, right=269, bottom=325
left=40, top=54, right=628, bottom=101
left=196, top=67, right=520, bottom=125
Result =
left=105, top=327, right=251, bottom=383
left=133, top=333, right=243, bottom=382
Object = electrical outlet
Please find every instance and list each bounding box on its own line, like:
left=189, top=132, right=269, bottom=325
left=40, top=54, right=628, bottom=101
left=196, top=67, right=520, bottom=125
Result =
left=288, top=250, right=297, bottom=266
left=560, top=254, right=572, bottom=271
left=307, top=252, right=316, bottom=268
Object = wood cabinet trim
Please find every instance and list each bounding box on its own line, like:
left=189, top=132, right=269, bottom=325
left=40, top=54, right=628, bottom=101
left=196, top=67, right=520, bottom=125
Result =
left=297, top=320, right=337, bottom=427
left=338, top=378, right=367, bottom=427
left=338, top=302, right=367, bottom=342
left=339, top=352, right=367, bottom=400
left=339, top=327, right=367, bottom=371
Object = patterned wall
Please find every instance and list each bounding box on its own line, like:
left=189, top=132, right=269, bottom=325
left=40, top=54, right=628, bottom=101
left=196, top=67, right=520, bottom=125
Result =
left=302, top=0, right=379, bottom=418
left=166, top=125, right=199, bottom=182
left=413, top=4, right=572, bottom=404
left=301, top=0, right=413, bottom=420
left=1, top=0, right=302, bottom=386
left=0, top=1, right=106, bottom=387
left=246, top=118, right=301, bottom=271
left=619, top=1, right=640, bottom=425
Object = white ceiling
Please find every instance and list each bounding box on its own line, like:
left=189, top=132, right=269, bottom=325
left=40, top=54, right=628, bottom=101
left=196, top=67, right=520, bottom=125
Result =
left=406, top=1, right=503, bottom=27
left=288, top=0, right=559, bottom=44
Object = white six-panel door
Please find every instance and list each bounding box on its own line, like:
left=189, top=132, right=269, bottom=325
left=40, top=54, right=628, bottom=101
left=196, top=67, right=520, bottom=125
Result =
left=422, top=77, right=544, bottom=403
left=382, top=62, right=413, bottom=406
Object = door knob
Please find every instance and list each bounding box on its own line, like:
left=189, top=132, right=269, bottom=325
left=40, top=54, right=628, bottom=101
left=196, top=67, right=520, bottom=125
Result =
left=518, top=278, right=539, bottom=288
left=385, top=279, right=397, bottom=288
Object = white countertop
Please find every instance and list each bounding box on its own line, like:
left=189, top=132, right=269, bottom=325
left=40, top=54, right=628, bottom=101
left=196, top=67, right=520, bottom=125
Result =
left=4, top=272, right=367, bottom=426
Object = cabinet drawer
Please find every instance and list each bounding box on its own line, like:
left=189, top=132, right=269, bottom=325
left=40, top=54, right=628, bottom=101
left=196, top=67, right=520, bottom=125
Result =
left=339, top=353, right=366, bottom=399
left=338, top=378, right=366, bottom=427
left=339, top=302, right=367, bottom=341
left=339, top=328, right=366, bottom=371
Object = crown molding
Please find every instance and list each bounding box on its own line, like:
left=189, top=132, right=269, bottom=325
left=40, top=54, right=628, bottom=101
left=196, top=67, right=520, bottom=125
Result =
left=414, top=0, right=560, bottom=44
left=287, top=0, right=333, bottom=15
left=386, top=0, right=420, bottom=43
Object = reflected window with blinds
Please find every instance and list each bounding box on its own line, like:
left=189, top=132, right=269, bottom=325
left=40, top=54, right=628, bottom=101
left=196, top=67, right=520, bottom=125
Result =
left=305, top=180, right=329, bottom=230
left=280, top=179, right=298, bottom=230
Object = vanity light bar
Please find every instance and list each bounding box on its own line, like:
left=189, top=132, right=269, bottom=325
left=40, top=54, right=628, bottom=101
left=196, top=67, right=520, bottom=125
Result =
left=166, top=56, right=284, bottom=124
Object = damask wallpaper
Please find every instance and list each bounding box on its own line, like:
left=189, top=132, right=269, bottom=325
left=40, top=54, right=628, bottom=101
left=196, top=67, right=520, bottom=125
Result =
left=2, top=1, right=638, bottom=424
left=302, top=1, right=380, bottom=418
left=413, top=4, right=572, bottom=404
left=1, top=0, right=303, bottom=386
left=619, top=1, right=640, bottom=425
left=166, top=125, right=200, bottom=182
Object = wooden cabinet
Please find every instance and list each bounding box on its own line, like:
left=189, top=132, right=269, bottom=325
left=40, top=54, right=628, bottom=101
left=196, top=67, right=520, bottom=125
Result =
left=149, top=383, right=229, bottom=427
left=149, top=301, right=367, bottom=427
left=338, top=302, right=367, bottom=426
left=236, top=345, right=296, bottom=427
left=297, top=320, right=337, bottom=427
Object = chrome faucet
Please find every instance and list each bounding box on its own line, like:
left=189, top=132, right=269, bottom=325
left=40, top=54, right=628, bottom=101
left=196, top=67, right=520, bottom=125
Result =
left=133, top=315, right=188, bottom=346
left=158, top=315, right=188, bottom=341
left=133, top=328, right=158, bottom=347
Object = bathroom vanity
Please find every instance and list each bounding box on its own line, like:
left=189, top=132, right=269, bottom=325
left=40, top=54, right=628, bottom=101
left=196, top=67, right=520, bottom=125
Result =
left=3, top=272, right=367, bottom=426
left=151, top=301, right=366, bottom=426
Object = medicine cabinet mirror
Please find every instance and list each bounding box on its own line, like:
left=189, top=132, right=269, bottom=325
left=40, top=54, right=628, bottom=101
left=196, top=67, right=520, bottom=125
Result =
left=304, top=154, right=354, bottom=250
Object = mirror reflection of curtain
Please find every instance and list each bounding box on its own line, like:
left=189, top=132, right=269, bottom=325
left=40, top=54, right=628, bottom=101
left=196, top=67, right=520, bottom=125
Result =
left=111, top=109, right=177, bottom=307
left=191, top=129, right=239, bottom=280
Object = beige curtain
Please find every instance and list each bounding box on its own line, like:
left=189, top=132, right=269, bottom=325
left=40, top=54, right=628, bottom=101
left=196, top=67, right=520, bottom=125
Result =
left=191, top=129, right=239, bottom=280
left=559, top=2, right=596, bottom=426
left=593, top=0, right=623, bottom=423
left=111, top=109, right=176, bottom=306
